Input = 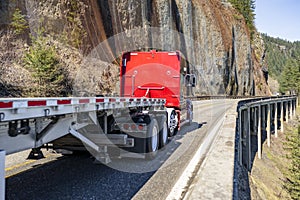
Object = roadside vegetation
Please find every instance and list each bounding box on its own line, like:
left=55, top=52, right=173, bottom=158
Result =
left=284, top=119, right=300, bottom=199
left=0, top=0, right=87, bottom=97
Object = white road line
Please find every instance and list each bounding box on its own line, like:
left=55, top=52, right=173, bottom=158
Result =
left=166, top=111, right=226, bottom=200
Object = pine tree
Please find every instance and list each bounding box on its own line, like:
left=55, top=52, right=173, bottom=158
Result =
left=280, top=59, right=300, bottom=94
left=24, top=35, right=66, bottom=97
left=228, top=0, right=256, bottom=39
left=10, top=8, right=28, bottom=35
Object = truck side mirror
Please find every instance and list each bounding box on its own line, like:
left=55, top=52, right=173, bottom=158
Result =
left=122, top=59, right=127, bottom=67
left=191, top=75, right=196, bottom=87
left=184, top=74, right=197, bottom=87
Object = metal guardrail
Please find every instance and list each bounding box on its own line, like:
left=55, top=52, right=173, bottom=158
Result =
left=236, top=95, right=298, bottom=171
left=187, top=95, right=298, bottom=101
left=186, top=95, right=256, bottom=100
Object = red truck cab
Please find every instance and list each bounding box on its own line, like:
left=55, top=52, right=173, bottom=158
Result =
left=121, top=50, right=181, bottom=109
left=120, top=50, right=194, bottom=136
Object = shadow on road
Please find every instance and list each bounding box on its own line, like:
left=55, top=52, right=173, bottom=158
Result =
left=6, top=121, right=205, bottom=200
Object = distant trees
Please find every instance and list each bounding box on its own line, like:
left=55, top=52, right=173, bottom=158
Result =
left=262, top=34, right=300, bottom=95
left=228, top=0, right=256, bottom=38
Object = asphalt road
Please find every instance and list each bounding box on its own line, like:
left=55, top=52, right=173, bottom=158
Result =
left=5, top=99, right=235, bottom=200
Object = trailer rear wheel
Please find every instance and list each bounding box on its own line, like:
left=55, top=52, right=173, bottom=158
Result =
left=146, top=118, right=159, bottom=159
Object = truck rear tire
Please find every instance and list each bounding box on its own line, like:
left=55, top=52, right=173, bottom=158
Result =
left=159, top=116, right=168, bottom=149
left=168, top=110, right=178, bottom=137
left=146, top=118, right=159, bottom=159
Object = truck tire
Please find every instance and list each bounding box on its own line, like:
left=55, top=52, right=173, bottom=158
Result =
left=146, top=118, right=159, bottom=159
left=168, top=110, right=178, bottom=137
left=159, top=115, right=168, bottom=149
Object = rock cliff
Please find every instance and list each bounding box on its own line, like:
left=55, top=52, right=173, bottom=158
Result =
left=82, top=0, right=271, bottom=95
left=0, top=0, right=271, bottom=96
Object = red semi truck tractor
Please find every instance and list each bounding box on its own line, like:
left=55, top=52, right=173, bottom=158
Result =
left=120, top=50, right=194, bottom=138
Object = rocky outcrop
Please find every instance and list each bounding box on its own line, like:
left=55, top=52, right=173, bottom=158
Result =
left=0, top=0, right=271, bottom=96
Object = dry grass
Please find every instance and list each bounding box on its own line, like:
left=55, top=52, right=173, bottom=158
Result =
left=249, top=108, right=300, bottom=199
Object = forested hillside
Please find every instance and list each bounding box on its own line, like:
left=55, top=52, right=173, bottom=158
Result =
left=262, top=34, right=300, bottom=94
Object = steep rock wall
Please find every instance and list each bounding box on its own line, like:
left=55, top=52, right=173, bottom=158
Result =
left=83, top=0, right=270, bottom=96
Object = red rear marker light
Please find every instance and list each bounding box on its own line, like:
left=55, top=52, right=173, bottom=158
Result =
left=0, top=102, right=13, bottom=108
left=123, top=124, right=130, bottom=130
left=96, top=98, right=105, bottom=103
left=131, top=124, right=137, bottom=131
left=28, top=100, right=46, bottom=107
left=57, top=100, right=71, bottom=105
left=138, top=125, right=144, bottom=131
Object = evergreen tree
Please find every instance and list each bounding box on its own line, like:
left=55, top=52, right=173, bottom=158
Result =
left=228, top=0, right=256, bottom=39
left=24, top=35, right=66, bottom=97
left=10, top=8, right=28, bottom=35
left=280, top=59, right=300, bottom=94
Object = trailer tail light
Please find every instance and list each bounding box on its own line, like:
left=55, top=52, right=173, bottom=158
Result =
left=122, top=123, right=146, bottom=132
left=138, top=125, right=144, bottom=131
left=131, top=124, right=138, bottom=131
left=123, top=124, right=130, bottom=130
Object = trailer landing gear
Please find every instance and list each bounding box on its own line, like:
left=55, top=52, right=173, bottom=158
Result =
left=27, top=148, right=45, bottom=160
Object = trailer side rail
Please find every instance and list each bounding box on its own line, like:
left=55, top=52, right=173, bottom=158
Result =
left=0, top=97, right=165, bottom=122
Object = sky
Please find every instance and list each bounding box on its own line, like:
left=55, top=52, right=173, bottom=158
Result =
left=255, top=0, right=300, bottom=42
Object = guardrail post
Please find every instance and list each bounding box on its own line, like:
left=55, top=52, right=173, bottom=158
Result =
left=285, top=101, right=289, bottom=123
left=267, top=104, right=271, bottom=147
left=274, top=102, right=278, bottom=138
left=293, top=98, right=297, bottom=117
left=239, top=109, right=243, bottom=166
left=257, top=106, right=262, bottom=159
left=289, top=100, right=293, bottom=119
left=262, top=105, right=266, bottom=131
left=0, top=150, right=5, bottom=200
left=281, top=101, right=284, bottom=132
left=253, top=107, right=257, bottom=134
left=247, top=107, right=252, bottom=170
left=243, top=110, right=248, bottom=168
